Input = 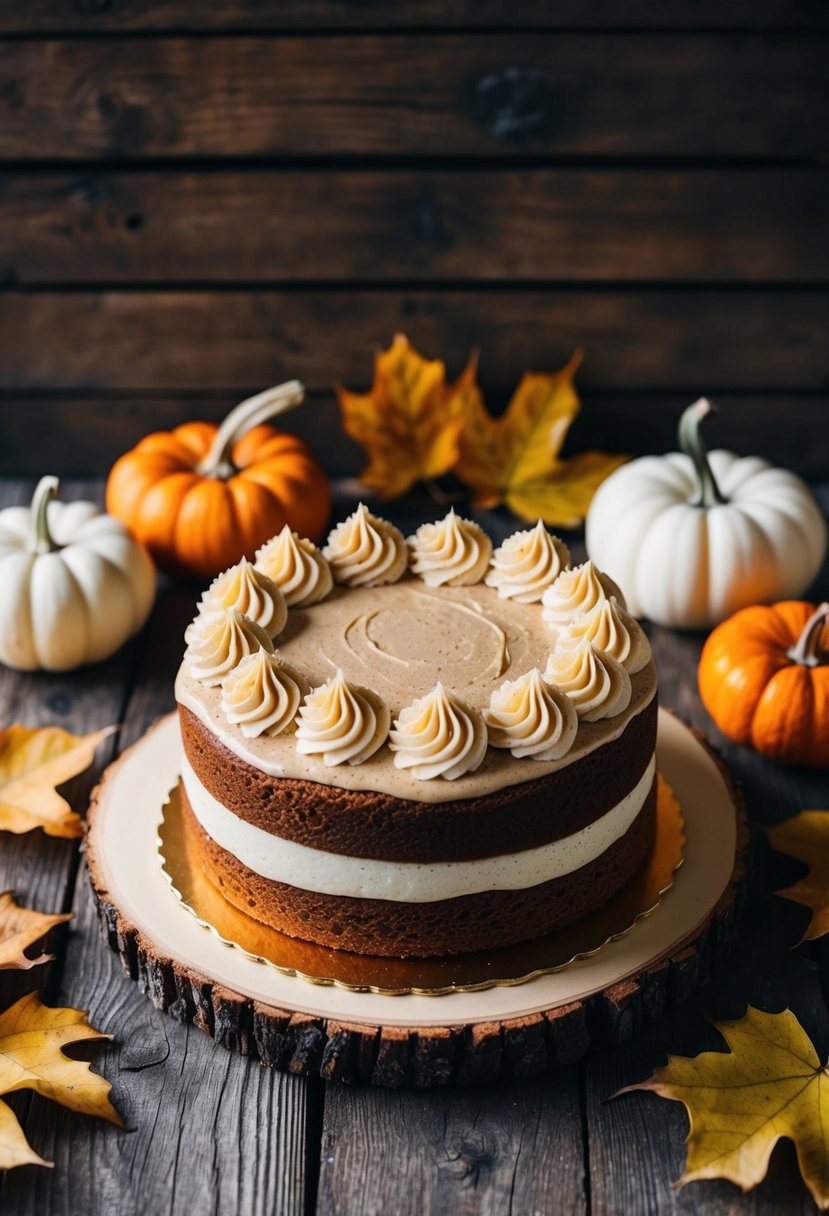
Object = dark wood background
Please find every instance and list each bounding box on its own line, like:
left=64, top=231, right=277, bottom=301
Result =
left=0, top=2, right=827, bottom=480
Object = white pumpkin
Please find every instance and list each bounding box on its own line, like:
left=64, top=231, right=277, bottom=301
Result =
left=585, top=399, right=827, bottom=629
left=0, top=476, right=156, bottom=671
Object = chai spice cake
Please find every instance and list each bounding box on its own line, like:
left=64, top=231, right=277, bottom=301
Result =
left=175, top=508, right=658, bottom=958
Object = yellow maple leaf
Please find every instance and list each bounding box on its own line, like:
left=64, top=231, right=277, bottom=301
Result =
left=618, top=1007, right=829, bottom=1209
left=0, top=892, right=71, bottom=971
left=768, top=811, right=829, bottom=942
left=0, top=990, right=124, bottom=1169
left=337, top=334, right=475, bottom=499
left=0, top=724, right=116, bottom=838
left=455, top=350, right=627, bottom=528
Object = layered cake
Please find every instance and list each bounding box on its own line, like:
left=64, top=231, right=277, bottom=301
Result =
left=175, top=507, right=658, bottom=958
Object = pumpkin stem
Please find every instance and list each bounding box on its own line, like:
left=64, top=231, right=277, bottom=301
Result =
left=787, top=602, right=829, bottom=668
left=679, top=398, right=727, bottom=508
left=30, top=475, right=60, bottom=555
left=197, top=380, right=306, bottom=477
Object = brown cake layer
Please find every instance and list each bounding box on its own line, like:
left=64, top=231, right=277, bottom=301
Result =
left=178, top=694, right=657, bottom=864
left=179, top=777, right=657, bottom=957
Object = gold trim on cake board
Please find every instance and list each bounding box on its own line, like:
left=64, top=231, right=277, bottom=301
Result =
left=157, top=774, right=684, bottom=998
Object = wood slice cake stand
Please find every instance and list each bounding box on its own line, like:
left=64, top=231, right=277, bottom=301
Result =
left=86, top=710, right=748, bottom=1089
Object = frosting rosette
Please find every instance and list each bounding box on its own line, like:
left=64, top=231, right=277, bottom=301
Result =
left=185, top=608, right=274, bottom=686
left=407, top=509, right=492, bottom=587
left=389, top=682, right=487, bottom=780
left=484, top=668, right=578, bottom=761
left=323, top=504, right=407, bottom=588
left=220, top=650, right=307, bottom=738
left=541, top=559, right=625, bottom=629
left=255, top=526, right=333, bottom=607
left=198, top=557, right=287, bottom=639
left=485, top=520, right=571, bottom=603
left=296, top=669, right=390, bottom=765
left=554, top=596, right=651, bottom=674
left=544, top=640, right=632, bottom=721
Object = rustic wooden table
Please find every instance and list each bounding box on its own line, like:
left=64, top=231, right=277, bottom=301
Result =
left=0, top=476, right=827, bottom=1216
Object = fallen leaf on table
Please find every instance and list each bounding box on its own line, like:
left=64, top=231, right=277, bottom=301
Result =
left=0, top=892, right=71, bottom=970
left=767, top=811, right=829, bottom=942
left=0, top=990, right=124, bottom=1169
left=337, top=333, right=475, bottom=499
left=455, top=350, right=627, bottom=528
left=618, top=1006, right=829, bottom=1210
left=0, top=724, right=115, bottom=839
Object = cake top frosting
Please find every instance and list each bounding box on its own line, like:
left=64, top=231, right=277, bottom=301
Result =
left=177, top=508, right=655, bottom=800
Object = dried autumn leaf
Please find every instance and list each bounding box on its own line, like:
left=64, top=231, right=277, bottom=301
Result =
left=768, top=811, right=829, bottom=942
left=337, top=334, right=474, bottom=499
left=0, top=724, right=115, bottom=838
left=619, top=1007, right=829, bottom=1209
left=0, top=990, right=124, bottom=1169
left=0, top=892, right=71, bottom=971
left=455, top=351, right=627, bottom=528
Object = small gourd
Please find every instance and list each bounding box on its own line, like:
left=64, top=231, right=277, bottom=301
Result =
left=0, top=477, right=156, bottom=671
left=698, top=600, right=829, bottom=767
left=585, top=399, right=827, bottom=628
left=106, top=381, right=331, bottom=580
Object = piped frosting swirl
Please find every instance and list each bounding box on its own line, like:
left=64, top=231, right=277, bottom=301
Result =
left=389, top=683, right=487, bottom=780
left=198, top=557, right=287, bottom=639
left=220, top=650, right=307, bottom=738
left=544, top=641, right=632, bottom=721
left=186, top=608, right=274, bottom=686
left=485, top=668, right=578, bottom=761
left=296, top=669, right=390, bottom=765
left=255, top=526, right=333, bottom=607
left=554, top=597, right=651, bottom=674
left=541, top=559, right=624, bottom=628
left=407, top=509, right=492, bottom=587
left=485, top=520, right=571, bottom=603
left=323, top=504, right=407, bottom=588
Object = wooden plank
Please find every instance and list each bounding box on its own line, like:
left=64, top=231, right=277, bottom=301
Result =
left=585, top=599, right=829, bottom=1216
left=317, top=1073, right=587, bottom=1216
left=0, top=478, right=135, bottom=928
left=1, top=1, right=826, bottom=33
left=4, top=168, right=828, bottom=284
left=0, top=576, right=318, bottom=1216
left=1, top=392, right=826, bottom=482
left=0, top=35, right=825, bottom=160
left=2, top=289, right=827, bottom=393
left=0, top=477, right=152, bottom=1211
left=585, top=917, right=828, bottom=1215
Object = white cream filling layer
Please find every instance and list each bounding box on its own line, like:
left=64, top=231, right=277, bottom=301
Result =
left=181, top=754, right=656, bottom=903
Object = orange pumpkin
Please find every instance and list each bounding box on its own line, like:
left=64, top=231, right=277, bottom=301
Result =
left=699, top=600, right=829, bottom=767
left=106, top=382, right=331, bottom=580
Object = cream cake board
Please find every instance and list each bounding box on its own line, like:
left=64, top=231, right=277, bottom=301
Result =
left=87, top=709, right=739, bottom=1034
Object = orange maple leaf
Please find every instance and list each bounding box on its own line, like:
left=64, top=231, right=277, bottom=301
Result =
left=337, top=334, right=476, bottom=499
left=0, top=724, right=116, bottom=838
left=455, top=351, right=627, bottom=528
left=0, top=991, right=124, bottom=1169
left=0, top=892, right=71, bottom=971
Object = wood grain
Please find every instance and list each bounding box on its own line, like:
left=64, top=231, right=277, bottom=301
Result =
left=1, top=35, right=825, bottom=160
left=3, top=290, right=827, bottom=393
left=4, top=168, right=827, bottom=284
left=0, top=578, right=317, bottom=1216
left=317, top=1074, right=587, bottom=1216
left=1, top=1, right=826, bottom=33
left=2, top=392, right=826, bottom=481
